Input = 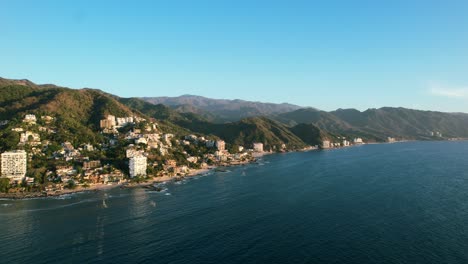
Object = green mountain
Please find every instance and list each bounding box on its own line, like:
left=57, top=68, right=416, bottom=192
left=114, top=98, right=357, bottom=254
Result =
left=0, top=78, right=320, bottom=152
left=5, top=76, right=466, bottom=151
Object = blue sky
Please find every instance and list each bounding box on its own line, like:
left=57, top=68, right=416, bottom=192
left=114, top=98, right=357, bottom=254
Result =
left=1, top=0, right=468, bottom=112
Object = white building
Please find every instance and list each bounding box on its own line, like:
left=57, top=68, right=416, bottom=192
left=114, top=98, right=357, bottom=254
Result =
left=135, top=137, right=147, bottom=145
left=19, top=131, right=40, bottom=145
left=126, top=148, right=143, bottom=158
left=129, top=155, right=147, bottom=178
left=322, top=140, right=331, bottom=149
left=1, top=150, right=27, bottom=181
left=342, top=140, right=350, bottom=147
left=187, top=156, right=198, bottom=163
left=163, top=134, right=174, bottom=144
left=116, top=116, right=134, bottom=127
left=253, top=143, right=264, bottom=152
left=83, top=144, right=94, bottom=151
left=353, top=138, right=364, bottom=144
left=215, top=140, right=225, bottom=151
left=23, top=114, right=37, bottom=123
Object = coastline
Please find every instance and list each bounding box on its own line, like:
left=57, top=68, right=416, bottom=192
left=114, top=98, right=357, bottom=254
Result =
left=1, top=140, right=465, bottom=200
left=0, top=159, right=253, bottom=200
left=0, top=149, right=319, bottom=200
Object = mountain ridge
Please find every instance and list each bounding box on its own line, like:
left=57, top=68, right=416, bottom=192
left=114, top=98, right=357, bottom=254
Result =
left=2, top=76, right=468, bottom=146
left=0, top=78, right=318, bottom=152
left=141, top=94, right=304, bottom=122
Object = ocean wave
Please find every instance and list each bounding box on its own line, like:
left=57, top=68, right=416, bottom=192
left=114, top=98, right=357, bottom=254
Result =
left=146, top=188, right=169, bottom=194
left=22, top=198, right=102, bottom=212
left=53, top=194, right=74, bottom=200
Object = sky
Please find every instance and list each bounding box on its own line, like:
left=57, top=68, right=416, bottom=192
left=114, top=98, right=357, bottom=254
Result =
left=1, top=0, right=468, bottom=112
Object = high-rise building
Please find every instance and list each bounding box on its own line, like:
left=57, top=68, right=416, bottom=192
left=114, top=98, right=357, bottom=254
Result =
left=1, top=150, right=27, bottom=181
left=129, top=155, right=147, bottom=178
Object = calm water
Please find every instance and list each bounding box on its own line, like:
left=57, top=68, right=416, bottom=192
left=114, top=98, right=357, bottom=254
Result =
left=2, top=141, right=468, bottom=264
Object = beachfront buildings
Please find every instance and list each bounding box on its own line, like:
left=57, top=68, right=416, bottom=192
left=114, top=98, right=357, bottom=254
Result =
left=253, top=143, right=264, bottom=152
left=1, top=150, right=27, bottom=181
left=342, top=140, right=350, bottom=147
left=322, top=140, right=331, bottom=149
left=129, top=155, right=147, bottom=177
left=353, top=138, right=364, bottom=144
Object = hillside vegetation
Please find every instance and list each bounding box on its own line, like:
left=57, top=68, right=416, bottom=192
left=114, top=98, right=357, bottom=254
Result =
left=0, top=79, right=323, bottom=151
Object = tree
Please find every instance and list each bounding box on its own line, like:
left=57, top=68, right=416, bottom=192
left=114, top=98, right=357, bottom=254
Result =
left=0, top=178, right=10, bottom=193
left=0, top=130, right=19, bottom=151
left=66, top=180, right=76, bottom=189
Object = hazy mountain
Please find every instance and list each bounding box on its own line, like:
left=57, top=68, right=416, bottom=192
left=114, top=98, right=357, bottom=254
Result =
left=275, top=107, right=468, bottom=141
left=141, top=95, right=303, bottom=122
left=332, top=107, right=468, bottom=139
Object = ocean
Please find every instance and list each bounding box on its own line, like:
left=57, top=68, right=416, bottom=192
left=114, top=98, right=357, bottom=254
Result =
left=1, top=141, right=468, bottom=264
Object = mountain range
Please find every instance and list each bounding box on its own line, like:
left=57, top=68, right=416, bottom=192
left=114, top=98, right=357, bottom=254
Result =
left=141, top=95, right=303, bottom=123
left=1, top=77, right=468, bottom=153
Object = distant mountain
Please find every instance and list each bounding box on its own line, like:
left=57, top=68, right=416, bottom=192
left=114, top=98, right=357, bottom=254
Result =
left=141, top=95, right=303, bottom=122
left=275, top=107, right=468, bottom=141
left=4, top=76, right=467, bottom=149
left=332, top=107, right=468, bottom=139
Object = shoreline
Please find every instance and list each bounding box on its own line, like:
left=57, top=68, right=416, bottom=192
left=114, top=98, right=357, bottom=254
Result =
left=0, top=159, right=254, bottom=200
left=2, top=140, right=462, bottom=200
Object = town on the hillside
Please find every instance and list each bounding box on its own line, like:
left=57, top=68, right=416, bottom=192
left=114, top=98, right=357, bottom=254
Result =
left=0, top=114, right=265, bottom=196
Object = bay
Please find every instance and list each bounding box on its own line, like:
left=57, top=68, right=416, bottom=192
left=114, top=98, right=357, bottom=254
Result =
left=1, top=141, right=468, bottom=263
